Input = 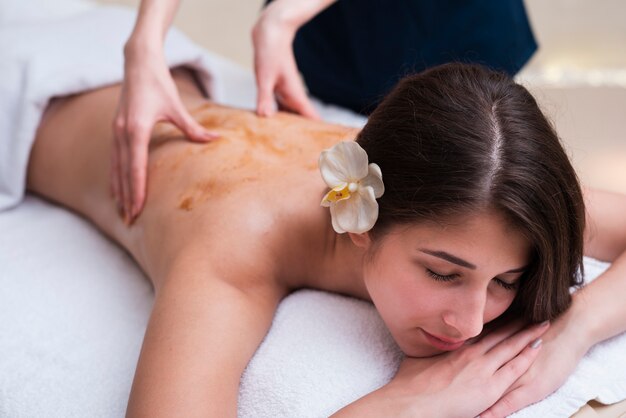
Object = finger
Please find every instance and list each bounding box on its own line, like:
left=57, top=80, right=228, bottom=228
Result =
left=112, top=119, right=127, bottom=218
left=110, top=127, right=120, bottom=201
left=483, top=353, right=543, bottom=418
left=110, top=139, right=121, bottom=205
left=480, top=386, right=532, bottom=418
left=119, top=142, right=132, bottom=224
left=275, top=70, right=319, bottom=119
left=124, top=118, right=155, bottom=221
left=255, top=71, right=277, bottom=117
left=169, top=105, right=218, bottom=142
left=475, top=320, right=527, bottom=353
left=485, top=322, right=549, bottom=370
left=128, top=138, right=149, bottom=220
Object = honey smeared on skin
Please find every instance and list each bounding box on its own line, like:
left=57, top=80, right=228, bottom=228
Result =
left=151, top=103, right=360, bottom=216
left=179, top=196, right=194, bottom=211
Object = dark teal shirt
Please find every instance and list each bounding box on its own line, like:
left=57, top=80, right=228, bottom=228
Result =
left=266, top=0, right=537, bottom=114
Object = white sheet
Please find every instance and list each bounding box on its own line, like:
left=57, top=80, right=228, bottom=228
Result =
left=1, top=2, right=625, bottom=417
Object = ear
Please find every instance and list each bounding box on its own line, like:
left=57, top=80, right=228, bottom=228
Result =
left=348, top=232, right=372, bottom=249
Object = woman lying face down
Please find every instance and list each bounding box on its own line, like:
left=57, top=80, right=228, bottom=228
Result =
left=28, top=61, right=625, bottom=418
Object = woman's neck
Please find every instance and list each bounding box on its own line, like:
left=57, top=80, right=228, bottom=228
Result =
left=279, top=207, right=371, bottom=301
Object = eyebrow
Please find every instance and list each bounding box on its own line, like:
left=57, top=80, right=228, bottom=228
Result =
left=418, top=249, right=526, bottom=274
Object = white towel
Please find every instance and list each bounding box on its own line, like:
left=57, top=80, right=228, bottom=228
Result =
left=0, top=3, right=625, bottom=417
left=0, top=3, right=227, bottom=211
left=1, top=197, right=625, bottom=418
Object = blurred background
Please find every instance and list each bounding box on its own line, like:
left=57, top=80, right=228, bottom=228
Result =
left=98, top=0, right=626, bottom=194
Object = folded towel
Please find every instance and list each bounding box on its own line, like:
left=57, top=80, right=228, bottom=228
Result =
left=0, top=3, right=226, bottom=211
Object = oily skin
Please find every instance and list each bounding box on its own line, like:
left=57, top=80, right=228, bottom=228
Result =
left=352, top=210, right=531, bottom=357
left=147, top=103, right=355, bottom=214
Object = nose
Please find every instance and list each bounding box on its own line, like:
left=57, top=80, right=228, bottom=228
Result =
left=442, top=288, right=486, bottom=339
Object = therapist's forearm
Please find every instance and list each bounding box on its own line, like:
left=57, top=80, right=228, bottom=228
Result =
left=128, top=0, right=182, bottom=48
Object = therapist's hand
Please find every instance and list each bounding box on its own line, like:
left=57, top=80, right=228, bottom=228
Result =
left=112, top=43, right=218, bottom=223
left=252, top=4, right=319, bottom=119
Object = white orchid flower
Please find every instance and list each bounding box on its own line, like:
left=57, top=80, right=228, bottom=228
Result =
left=319, top=141, right=384, bottom=234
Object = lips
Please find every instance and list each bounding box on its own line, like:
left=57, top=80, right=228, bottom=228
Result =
left=421, top=329, right=466, bottom=351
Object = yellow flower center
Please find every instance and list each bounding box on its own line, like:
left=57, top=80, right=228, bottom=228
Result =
left=322, top=182, right=360, bottom=205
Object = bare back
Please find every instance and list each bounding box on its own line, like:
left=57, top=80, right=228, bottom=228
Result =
left=25, top=70, right=364, bottom=416
left=28, top=70, right=359, bottom=289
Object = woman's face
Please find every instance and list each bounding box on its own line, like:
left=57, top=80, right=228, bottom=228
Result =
left=361, top=210, right=531, bottom=357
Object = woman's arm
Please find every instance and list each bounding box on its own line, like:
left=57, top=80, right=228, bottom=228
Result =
left=481, top=187, right=626, bottom=418
left=576, top=187, right=626, bottom=340
left=126, top=258, right=281, bottom=417
left=331, top=321, right=550, bottom=417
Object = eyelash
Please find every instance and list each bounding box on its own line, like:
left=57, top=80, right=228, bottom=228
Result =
left=426, top=269, right=518, bottom=291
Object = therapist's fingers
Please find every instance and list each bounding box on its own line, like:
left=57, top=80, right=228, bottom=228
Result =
left=254, top=48, right=279, bottom=118
left=128, top=133, right=149, bottom=220
left=118, top=131, right=134, bottom=224
left=122, top=118, right=153, bottom=222
left=110, top=139, right=121, bottom=209
left=168, top=101, right=219, bottom=143
left=275, top=66, right=319, bottom=120
left=256, top=75, right=277, bottom=118
left=112, top=117, right=129, bottom=219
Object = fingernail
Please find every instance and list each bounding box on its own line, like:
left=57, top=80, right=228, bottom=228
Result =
left=530, top=338, right=542, bottom=349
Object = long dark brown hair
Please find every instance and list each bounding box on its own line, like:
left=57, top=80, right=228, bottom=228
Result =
left=357, top=63, right=585, bottom=322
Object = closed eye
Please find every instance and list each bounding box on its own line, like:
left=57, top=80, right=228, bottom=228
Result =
left=494, top=278, right=518, bottom=291
left=428, top=268, right=519, bottom=292
left=426, top=269, right=458, bottom=282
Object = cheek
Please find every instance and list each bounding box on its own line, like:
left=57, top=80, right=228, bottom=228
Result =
left=364, top=261, right=426, bottom=318
left=484, top=291, right=517, bottom=322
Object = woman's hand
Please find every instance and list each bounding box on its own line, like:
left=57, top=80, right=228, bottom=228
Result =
left=252, top=1, right=322, bottom=119
left=481, top=300, right=592, bottom=417
left=332, top=321, right=550, bottom=418
left=112, top=42, right=217, bottom=223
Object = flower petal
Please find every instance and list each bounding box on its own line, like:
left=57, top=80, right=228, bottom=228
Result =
left=319, top=141, right=369, bottom=187
left=361, top=163, right=385, bottom=198
left=333, top=187, right=379, bottom=234
left=355, top=186, right=380, bottom=232
left=329, top=204, right=347, bottom=233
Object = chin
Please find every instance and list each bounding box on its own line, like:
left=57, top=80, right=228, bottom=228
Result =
left=398, top=341, right=445, bottom=358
